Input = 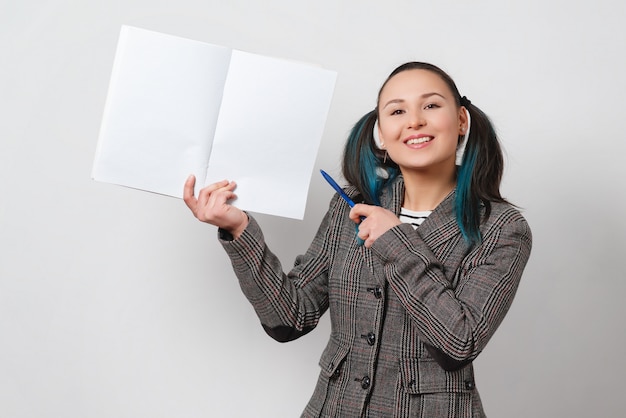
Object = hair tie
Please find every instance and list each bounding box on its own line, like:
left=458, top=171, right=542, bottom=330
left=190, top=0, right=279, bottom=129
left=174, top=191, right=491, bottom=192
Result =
left=460, top=96, right=471, bottom=108
left=373, top=117, right=382, bottom=149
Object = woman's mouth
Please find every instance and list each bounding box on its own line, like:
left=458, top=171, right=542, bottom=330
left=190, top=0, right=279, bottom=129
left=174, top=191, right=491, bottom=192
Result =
left=405, top=136, right=433, bottom=145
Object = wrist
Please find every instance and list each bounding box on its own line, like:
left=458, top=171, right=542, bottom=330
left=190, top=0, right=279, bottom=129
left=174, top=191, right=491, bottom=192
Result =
left=229, top=210, right=249, bottom=239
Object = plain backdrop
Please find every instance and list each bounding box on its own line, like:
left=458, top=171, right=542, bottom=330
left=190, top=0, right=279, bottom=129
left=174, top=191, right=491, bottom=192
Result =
left=2, top=1, right=625, bottom=417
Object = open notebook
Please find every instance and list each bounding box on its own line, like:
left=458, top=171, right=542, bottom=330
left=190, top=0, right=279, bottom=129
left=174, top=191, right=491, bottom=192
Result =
left=92, top=26, right=337, bottom=219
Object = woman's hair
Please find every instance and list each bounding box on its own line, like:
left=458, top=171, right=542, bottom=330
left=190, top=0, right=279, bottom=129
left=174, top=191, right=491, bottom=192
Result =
left=341, top=62, right=506, bottom=244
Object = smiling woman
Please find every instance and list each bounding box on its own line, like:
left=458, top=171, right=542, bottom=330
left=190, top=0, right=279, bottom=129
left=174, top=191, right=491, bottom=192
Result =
left=184, top=61, right=532, bottom=417
left=344, top=62, right=507, bottom=245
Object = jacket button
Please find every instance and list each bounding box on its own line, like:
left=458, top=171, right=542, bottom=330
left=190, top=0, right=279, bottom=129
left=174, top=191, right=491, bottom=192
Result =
left=361, top=332, right=376, bottom=346
left=367, top=286, right=383, bottom=299
left=360, top=376, right=371, bottom=389
left=465, top=379, right=475, bottom=390
left=332, top=367, right=341, bottom=379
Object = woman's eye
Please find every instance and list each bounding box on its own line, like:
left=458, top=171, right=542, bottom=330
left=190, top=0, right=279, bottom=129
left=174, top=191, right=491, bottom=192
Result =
left=391, top=109, right=404, bottom=115
left=424, top=103, right=440, bottom=109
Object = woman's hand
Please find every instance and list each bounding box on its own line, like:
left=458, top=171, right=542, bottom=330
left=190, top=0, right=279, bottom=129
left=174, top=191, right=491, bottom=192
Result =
left=183, top=175, right=249, bottom=239
left=349, top=204, right=402, bottom=248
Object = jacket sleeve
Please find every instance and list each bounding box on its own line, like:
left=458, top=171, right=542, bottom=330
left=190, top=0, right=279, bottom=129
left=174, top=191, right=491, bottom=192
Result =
left=370, top=208, right=532, bottom=369
left=218, top=196, right=341, bottom=342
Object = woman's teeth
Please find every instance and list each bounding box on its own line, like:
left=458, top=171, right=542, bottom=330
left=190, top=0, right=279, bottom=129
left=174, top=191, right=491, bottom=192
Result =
left=406, top=137, right=432, bottom=145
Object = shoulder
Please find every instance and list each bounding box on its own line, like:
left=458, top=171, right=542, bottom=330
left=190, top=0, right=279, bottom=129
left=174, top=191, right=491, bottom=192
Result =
left=481, top=200, right=532, bottom=246
left=487, top=201, right=528, bottom=224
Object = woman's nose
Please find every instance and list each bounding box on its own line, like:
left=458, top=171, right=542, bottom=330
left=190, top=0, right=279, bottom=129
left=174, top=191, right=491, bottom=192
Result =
left=407, top=110, right=425, bottom=129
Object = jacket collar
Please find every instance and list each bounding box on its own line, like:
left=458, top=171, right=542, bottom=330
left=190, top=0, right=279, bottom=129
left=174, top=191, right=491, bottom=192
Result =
left=381, top=176, right=460, bottom=244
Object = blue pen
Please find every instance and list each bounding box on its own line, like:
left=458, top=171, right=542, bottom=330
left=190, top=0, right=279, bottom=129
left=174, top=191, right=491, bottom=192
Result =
left=320, top=170, right=366, bottom=245
left=320, top=169, right=356, bottom=208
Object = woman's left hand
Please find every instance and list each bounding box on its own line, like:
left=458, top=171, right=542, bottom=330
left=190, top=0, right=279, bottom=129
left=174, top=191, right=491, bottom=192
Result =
left=349, top=204, right=402, bottom=248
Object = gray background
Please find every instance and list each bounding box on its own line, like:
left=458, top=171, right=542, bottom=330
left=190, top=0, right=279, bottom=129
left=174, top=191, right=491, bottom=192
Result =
left=2, top=0, right=625, bottom=417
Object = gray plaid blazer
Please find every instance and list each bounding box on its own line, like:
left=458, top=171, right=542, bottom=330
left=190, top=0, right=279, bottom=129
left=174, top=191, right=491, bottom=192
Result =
left=220, top=176, right=532, bottom=418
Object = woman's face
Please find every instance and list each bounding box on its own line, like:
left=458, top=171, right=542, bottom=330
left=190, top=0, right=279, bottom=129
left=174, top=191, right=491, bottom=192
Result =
left=377, top=69, right=466, bottom=174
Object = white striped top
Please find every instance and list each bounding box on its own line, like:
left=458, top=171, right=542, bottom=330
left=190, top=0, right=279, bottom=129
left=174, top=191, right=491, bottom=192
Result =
left=399, top=207, right=432, bottom=229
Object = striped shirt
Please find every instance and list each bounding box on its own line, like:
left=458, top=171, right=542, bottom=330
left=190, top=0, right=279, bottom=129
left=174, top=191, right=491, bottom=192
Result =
left=399, top=207, right=432, bottom=229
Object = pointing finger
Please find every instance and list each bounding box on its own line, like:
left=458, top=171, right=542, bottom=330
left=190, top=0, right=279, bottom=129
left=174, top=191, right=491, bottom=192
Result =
left=349, top=203, right=373, bottom=223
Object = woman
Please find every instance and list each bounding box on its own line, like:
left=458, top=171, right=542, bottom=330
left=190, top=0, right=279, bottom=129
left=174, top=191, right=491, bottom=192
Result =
left=184, top=62, right=532, bottom=417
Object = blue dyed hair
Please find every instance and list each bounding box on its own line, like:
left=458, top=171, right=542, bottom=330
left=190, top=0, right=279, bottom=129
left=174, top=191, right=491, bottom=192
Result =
left=342, top=62, right=506, bottom=245
left=455, top=145, right=479, bottom=242
left=342, top=110, right=399, bottom=206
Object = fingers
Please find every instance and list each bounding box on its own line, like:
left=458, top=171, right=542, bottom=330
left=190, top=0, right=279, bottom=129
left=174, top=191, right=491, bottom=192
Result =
left=350, top=204, right=402, bottom=248
left=183, top=175, right=197, bottom=211
left=349, top=203, right=372, bottom=224
left=356, top=223, right=379, bottom=248
left=183, top=176, right=235, bottom=219
left=197, top=180, right=234, bottom=210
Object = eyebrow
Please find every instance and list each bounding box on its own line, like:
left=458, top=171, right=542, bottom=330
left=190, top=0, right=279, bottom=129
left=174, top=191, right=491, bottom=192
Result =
left=381, top=92, right=446, bottom=109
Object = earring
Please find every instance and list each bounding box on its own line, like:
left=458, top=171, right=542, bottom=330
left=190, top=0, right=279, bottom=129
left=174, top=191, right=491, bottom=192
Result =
left=383, top=151, right=388, bottom=164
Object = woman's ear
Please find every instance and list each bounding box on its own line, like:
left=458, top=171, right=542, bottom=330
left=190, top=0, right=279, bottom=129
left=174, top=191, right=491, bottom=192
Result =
left=455, top=107, right=471, bottom=166
left=459, top=106, right=469, bottom=135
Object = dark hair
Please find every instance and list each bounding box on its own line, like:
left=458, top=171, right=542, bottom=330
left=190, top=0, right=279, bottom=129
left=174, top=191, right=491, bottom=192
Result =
left=341, top=62, right=506, bottom=244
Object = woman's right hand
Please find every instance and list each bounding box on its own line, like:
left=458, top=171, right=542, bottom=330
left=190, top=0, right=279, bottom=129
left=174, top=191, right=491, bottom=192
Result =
left=183, top=175, right=249, bottom=239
